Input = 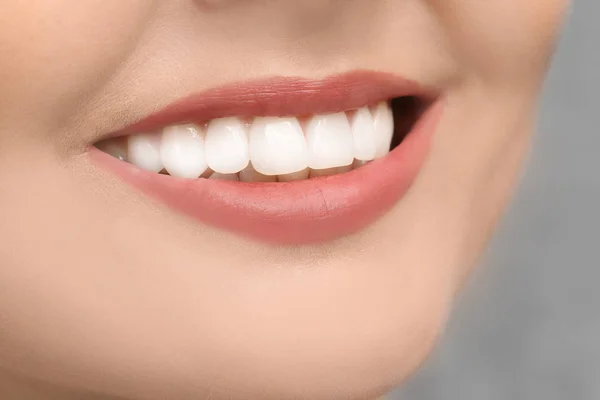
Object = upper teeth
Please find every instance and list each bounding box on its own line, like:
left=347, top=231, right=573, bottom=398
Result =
left=161, top=124, right=208, bottom=178
left=108, top=101, right=394, bottom=179
left=304, top=112, right=354, bottom=170
left=249, top=116, right=309, bottom=176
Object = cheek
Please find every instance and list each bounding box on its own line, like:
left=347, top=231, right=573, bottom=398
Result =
left=430, top=0, right=568, bottom=79
left=0, top=1, right=155, bottom=136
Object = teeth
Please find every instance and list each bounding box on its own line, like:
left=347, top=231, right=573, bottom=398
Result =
left=205, top=117, right=250, bottom=174
left=128, top=132, right=163, bottom=172
left=350, top=107, right=377, bottom=161
left=209, top=172, right=239, bottom=181
left=249, top=117, right=309, bottom=175
left=100, top=100, right=400, bottom=181
left=372, top=101, right=394, bottom=158
left=305, top=112, right=354, bottom=170
left=239, top=164, right=277, bottom=182
left=352, top=159, right=368, bottom=169
left=337, top=164, right=352, bottom=174
left=310, top=168, right=338, bottom=178
left=310, top=167, right=350, bottom=178
left=160, top=124, right=208, bottom=179
left=278, top=168, right=310, bottom=182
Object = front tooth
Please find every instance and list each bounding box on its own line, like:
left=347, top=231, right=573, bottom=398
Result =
left=305, top=112, right=354, bottom=169
left=309, top=165, right=351, bottom=178
left=350, top=107, right=377, bottom=161
left=372, top=101, right=394, bottom=158
left=128, top=132, right=163, bottom=172
left=249, top=117, right=309, bottom=175
left=205, top=117, right=250, bottom=174
left=160, top=124, right=208, bottom=179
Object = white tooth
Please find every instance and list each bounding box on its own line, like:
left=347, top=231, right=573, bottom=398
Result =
left=160, top=124, right=208, bottom=179
left=278, top=168, right=309, bottom=182
left=209, top=172, right=239, bottom=181
left=372, top=101, right=394, bottom=158
left=350, top=107, right=377, bottom=161
left=128, top=132, right=163, bottom=172
left=205, top=117, right=250, bottom=174
left=249, top=117, right=309, bottom=175
left=239, top=164, right=277, bottom=183
left=305, top=112, right=354, bottom=169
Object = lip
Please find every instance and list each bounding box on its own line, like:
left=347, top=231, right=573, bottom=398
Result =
left=111, top=70, right=435, bottom=138
left=89, top=71, right=444, bottom=244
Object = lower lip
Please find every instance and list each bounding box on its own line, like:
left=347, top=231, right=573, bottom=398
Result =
left=89, top=100, right=443, bottom=245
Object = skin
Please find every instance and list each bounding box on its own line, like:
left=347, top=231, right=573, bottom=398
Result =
left=0, top=1, right=567, bottom=399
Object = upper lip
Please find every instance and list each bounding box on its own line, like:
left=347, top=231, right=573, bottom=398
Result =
left=108, top=70, right=436, bottom=139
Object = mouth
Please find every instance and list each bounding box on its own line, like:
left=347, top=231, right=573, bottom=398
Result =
left=89, top=70, right=443, bottom=244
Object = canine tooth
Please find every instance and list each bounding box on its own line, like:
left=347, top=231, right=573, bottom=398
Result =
left=305, top=112, right=354, bottom=169
left=278, top=168, right=309, bottom=182
left=350, top=107, right=377, bottom=161
left=128, top=132, right=163, bottom=172
left=249, top=117, right=309, bottom=175
left=205, top=117, right=250, bottom=174
left=239, top=164, right=277, bottom=183
left=372, top=101, right=394, bottom=158
left=209, top=172, right=239, bottom=181
left=160, top=124, right=208, bottom=179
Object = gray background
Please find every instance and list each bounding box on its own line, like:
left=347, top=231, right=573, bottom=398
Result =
left=393, top=1, right=599, bottom=399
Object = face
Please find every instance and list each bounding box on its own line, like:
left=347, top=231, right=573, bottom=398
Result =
left=0, top=1, right=567, bottom=399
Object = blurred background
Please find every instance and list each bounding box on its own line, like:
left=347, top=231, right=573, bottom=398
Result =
left=393, top=1, right=599, bottom=399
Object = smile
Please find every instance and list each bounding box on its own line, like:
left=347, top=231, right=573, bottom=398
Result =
left=89, top=70, right=443, bottom=244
